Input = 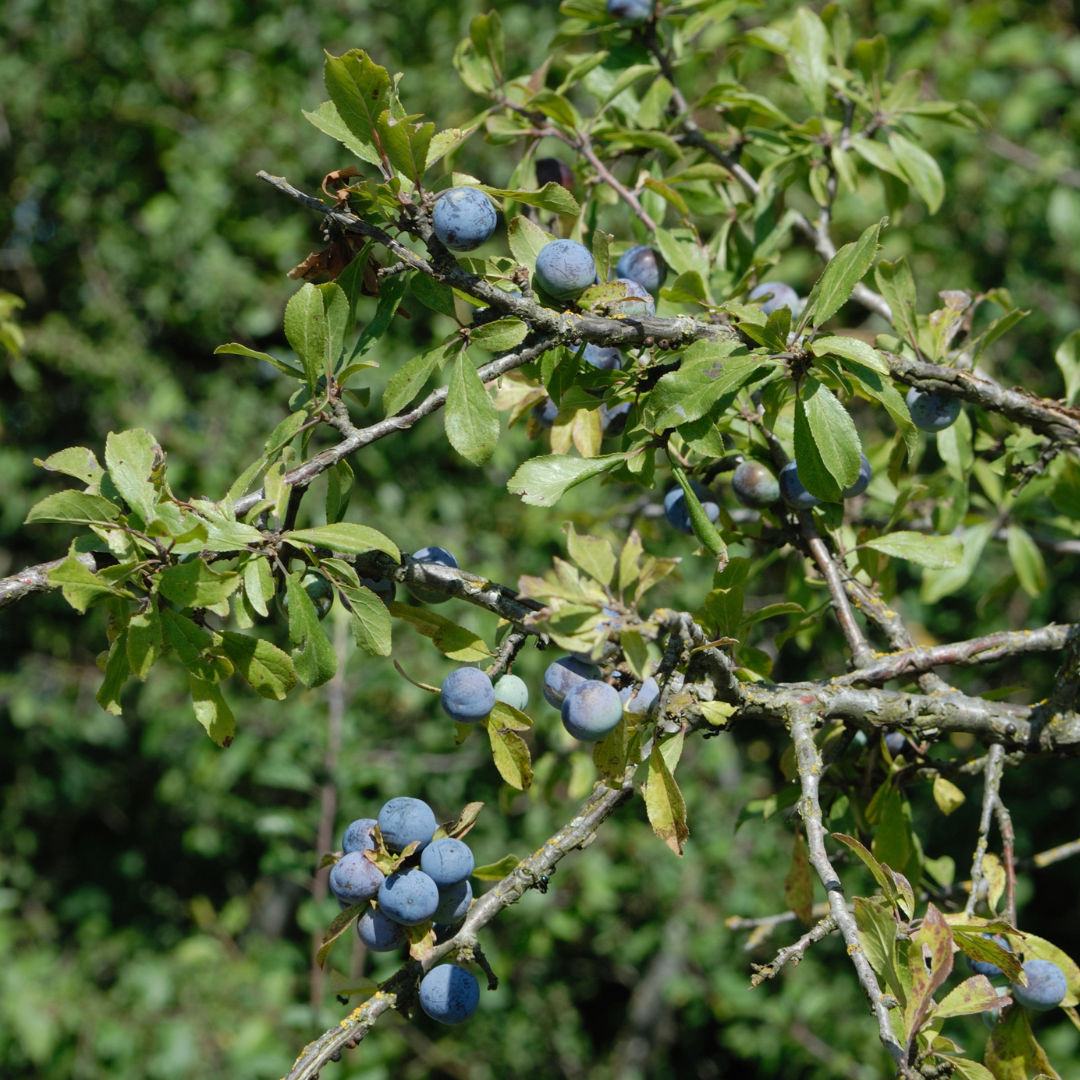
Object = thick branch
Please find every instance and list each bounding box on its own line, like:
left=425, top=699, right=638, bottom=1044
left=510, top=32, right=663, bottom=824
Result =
left=0, top=552, right=101, bottom=612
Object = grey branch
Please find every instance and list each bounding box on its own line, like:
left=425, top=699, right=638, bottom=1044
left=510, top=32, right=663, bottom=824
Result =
left=0, top=552, right=102, bottom=612
left=749, top=912, right=839, bottom=979
left=964, top=743, right=1006, bottom=918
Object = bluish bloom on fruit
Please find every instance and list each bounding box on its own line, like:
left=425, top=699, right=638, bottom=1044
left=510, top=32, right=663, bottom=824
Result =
left=440, top=667, right=495, bottom=724
left=967, top=933, right=1012, bottom=979
left=620, top=676, right=659, bottom=718
left=610, top=278, right=655, bottom=318
left=542, top=656, right=601, bottom=708
left=432, top=187, right=497, bottom=252
left=493, top=673, right=529, bottom=711
left=606, top=0, right=654, bottom=23
left=615, top=245, right=666, bottom=293
left=419, top=964, right=481, bottom=1024
left=432, top=878, right=472, bottom=924
left=377, top=867, right=440, bottom=925
left=1011, top=959, right=1068, bottom=1011
left=884, top=731, right=907, bottom=757
left=329, top=851, right=385, bottom=904
left=779, top=461, right=821, bottom=509
left=749, top=281, right=800, bottom=316
left=357, top=907, right=406, bottom=951
left=842, top=454, right=872, bottom=498
left=601, top=401, right=632, bottom=437
left=407, top=546, right=459, bottom=605
left=583, top=343, right=623, bottom=370
left=535, top=157, right=574, bottom=191
left=906, top=387, right=961, bottom=432
left=561, top=680, right=623, bottom=741
left=421, top=837, right=475, bottom=887
left=342, top=817, right=378, bottom=854
left=663, top=481, right=720, bottom=535
left=377, top=796, right=438, bottom=853
left=535, top=239, right=597, bottom=301
left=732, top=461, right=780, bottom=508
left=532, top=398, right=559, bottom=429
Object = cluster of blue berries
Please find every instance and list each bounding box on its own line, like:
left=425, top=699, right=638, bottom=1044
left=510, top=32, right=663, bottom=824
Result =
left=967, top=933, right=1069, bottom=1024
left=332, top=798, right=481, bottom=1024
left=543, top=655, right=657, bottom=740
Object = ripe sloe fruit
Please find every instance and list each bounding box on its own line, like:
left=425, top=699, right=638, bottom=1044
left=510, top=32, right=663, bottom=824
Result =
left=378, top=867, right=440, bottom=925
left=616, top=245, right=666, bottom=294
left=607, top=0, right=654, bottom=23
left=419, top=964, right=481, bottom=1025
left=732, top=461, right=780, bottom=508
left=663, top=482, right=720, bottom=535
left=967, top=933, right=1012, bottom=979
left=561, top=680, right=624, bottom=741
left=359, top=577, right=395, bottom=609
left=342, top=818, right=377, bottom=854
left=329, top=851, right=385, bottom=905
left=749, top=281, right=800, bottom=316
left=377, top=797, right=438, bottom=853
left=884, top=732, right=907, bottom=757
left=433, top=879, right=473, bottom=924
left=357, top=907, right=406, bottom=952
left=407, top=546, right=458, bottom=605
left=906, top=387, right=961, bottom=432
left=1011, top=959, right=1068, bottom=1011
left=535, top=158, right=575, bottom=191
left=535, top=240, right=597, bottom=301
left=432, top=187, right=497, bottom=252
left=584, top=343, right=623, bottom=370
left=532, top=398, right=559, bottom=429
left=842, top=454, right=872, bottom=498
left=543, top=656, right=601, bottom=708
left=611, top=278, right=655, bottom=319
left=440, top=668, right=496, bottom=724
left=779, top=462, right=821, bottom=509
left=620, top=676, right=659, bottom=718
left=421, top=838, right=475, bottom=887
left=601, top=401, right=632, bottom=437
left=493, top=673, right=529, bottom=711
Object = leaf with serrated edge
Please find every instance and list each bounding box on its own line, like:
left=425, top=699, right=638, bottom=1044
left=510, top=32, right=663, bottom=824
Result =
left=644, top=737, right=688, bottom=855
left=935, top=975, right=1008, bottom=1019
left=865, top=532, right=962, bottom=569
left=189, top=674, right=235, bottom=747
left=803, top=220, right=883, bottom=328
left=446, top=352, right=500, bottom=466
left=472, top=854, right=519, bottom=880
left=284, top=523, right=400, bottom=561
left=508, top=453, right=626, bottom=507
left=286, top=572, right=338, bottom=688
left=483, top=715, right=532, bottom=790
left=316, top=902, right=366, bottom=968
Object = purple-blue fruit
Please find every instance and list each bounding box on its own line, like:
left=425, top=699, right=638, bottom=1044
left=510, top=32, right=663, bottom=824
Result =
left=440, top=668, right=495, bottom=724
left=329, top=851, right=385, bottom=905
left=359, top=577, right=395, bottom=609
left=377, top=796, right=438, bottom=853
left=749, top=281, right=800, bottom=316
left=884, top=732, right=907, bottom=757
left=607, top=0, right=654, bottom=23
left=779, top=461, right=821, bottom=510
left=535, top=157, right=575, bottom=191
left=542, top=656, right=601, bottom=708
left=584, top=343, right=623, bottom=370
left=616, top=245, right=666, bottom=294
left=493, top=673, right=529, bottom=711
left=407, top=546, right=459, bottom=605
left=357, top=907, right=406, bottom=952
left=610, top=278, right=655, bottom=319
left=906, top=387, right=961, bottom=433
left=561, top=679, right=624, bottom=741
left=663, top=482, right=720, bottom=535
left=967, top=933, right=1012, bottom=979
left=421, top=838, right=475, bottom=887
left=532, top=398, right=559, bottom=429
left=432, top=187, right=497, bottom=252
left=342, top=818, right=378, bottom=854
left=1011, top=959, right=1068, bottom=1011
left=601, top=402, right=631, bottom=437
left=620, top=676, right=659, bottom=718
left=377, top=867, right=440, bottom=926
left=732, top=461, right=781, bottom=509
left=842, top=454, right=872, bottom=498
left=419, top=964, right=481, bottom=1025
left=535, top=239, right=597, bottom=302
left=433, top=879, right=473, bottom=923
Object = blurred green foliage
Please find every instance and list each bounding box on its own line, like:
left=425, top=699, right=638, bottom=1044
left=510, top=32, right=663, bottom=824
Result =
left=2, top=0, right=1080, bottom=1077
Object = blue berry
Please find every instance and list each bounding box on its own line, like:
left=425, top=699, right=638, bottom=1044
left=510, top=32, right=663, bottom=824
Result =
left=432, top=879, right=473, bottom=924
left=377, top=867, right=440, bottom=925
left=607, top=0, right=654, bottom=23
left=663, top=482, right=720, bottom=535
left=329, top=851, right=385, bottom=905
left=1011, top=959, right=1068, bottom=1011
left=967, top=933, right=1012, bottom=979
left=377, top=797, right=438, bottom=854
left=779, top=461, right=821, bottom=510
left=732, top=461, right=780, bottom=509
left=749, top=281, right=800, bottom=316
left=615, top=245, right=666, bottom=293
left=359, top=577, right=395, bottom=609
left=842, top=454, right=872, bottom=498
left=421, top=838, right=475, bottom=887
left=601, top=401, right=632, bottom=437
left=583, top=343, right=623, bottom=370
left=535, top=240, right=597, bottom=302
left=419, top=964, right=481, bottom=1025
left=561, top=679, right=624, bottom=741
left=432, top=187, right=497, bottom=252
left=407, top=546, right=459, bottom=605
left=532, top=398, right=559, bottom=429
left=342, top=818, right=377, bottom=854
left=620, top=676, right=659, bottom=718
left=610, top=278, right=655, bottom=319
left=542, top=656, right=601, bottom=708
left=884, top=732, right=907, bottom=757
left=493, top=673, right=529, bottom=711
left=440, top=668, right=496, bottom=724
left=906, top=387, right=961, bottom=432
left=357, top=907, right=406, bottom=952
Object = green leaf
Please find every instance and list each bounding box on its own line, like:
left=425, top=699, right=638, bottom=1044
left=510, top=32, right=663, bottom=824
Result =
left=864, top=531, right=962, bottom=569
left=564, top=523, right=615, bottom=586
left=854, top=897, right=902, bottom=995
left=389, top=603, right=492, bottom=661
left=794, top=376, right=862, bottom=500
left=838, top=359, right=918, bottom=463
left=160, top=609, right=231, bottom=683
left=507, top=453, right=626, bottom=507
left=644, top=737, right=689, bottom=855
left=921, top=522, right=992, bottom=603
left=591, top=230, right=612, bottom=285
left=96, top=633, right=131, bottom=716
left=1007, top=525, right=1047, bottom=598
left=445, top=353, right=500, bottom=466
left=935, top=975, right=1004, bottom=1019
left=507, top=215, right=555, bottom=272
left=472, top=853, right=519, bottom=881
left=376, top=110, right=434, bottom=183
left=482, top=714, right=532, bottom=790
left=985, top=1000, right=1059, bottom=1080
left=326, top=460, right=354, bottom=525
left=810, top=334, right=890, bottom=374
left=351, top=271, right=410, bottom=360
left=158, top=561, right=240, bottom=609
left=648, top=346, right=763, bottom=430
left=33, top=446, right=104, bottom=484
left=243, top=557, right=274, bottom=617
left=804, top=220, right=883, bottom=328
left=285, top=572, right=338, bottom=688
left=849, top=135, right=908, bottom=179
left=1055, top=329, right=1080, bottom=406
left=933, top=776, right=966, bottom=815
left=315, top=903, right=366, bottom=969
left=469, top=318, right=529, bottom=352
left=937, top=407, right=973, bottom=482
left=284, top=523, right=400, bottom=561
left=323, top=50, right=392, bottom=163
left=874, top=258, right=919, bottom=344
left=784, top=831, right=814, bottom=925
left=470, top=9, right=504, bottom=82
left=482, top=183, right=580, bottom=216
left=671, top=464, right=726, bottom=561
left=411, top=274, right=457, bottom=319
left=788, top=7, right=829, bottom=112
left=26, top=489, right=120, bottom=526
left=889, top=131, right=945, bottom=214
left=426, top=125, right=478, bottom=171
left=127, top=606, right=164, bottom=680
left=318, top=282, right=349, bottom=369
left=104, top=429, right=159, bottom=523
left=384, top=339, right=454, bottom=417
left=340, top=584, right=393, bottom=657
left=219, top=632, right=298, bottom=701
left=47, top=554, right=126, bottom=613
left=214, top=342, right=305, bottom=380
left=832, top=832, right=894, bottom=897
left=284, top=283, right=328, bottom=391
left=189, top=674, right=235, bottom=747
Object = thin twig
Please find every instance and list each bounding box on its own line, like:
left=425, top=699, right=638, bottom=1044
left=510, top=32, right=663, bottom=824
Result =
left=964, top=743, right=1006, bottom=918
left=993, top=792, right=1017, bottom=926
left=749, top=913, right=838, bottom=979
